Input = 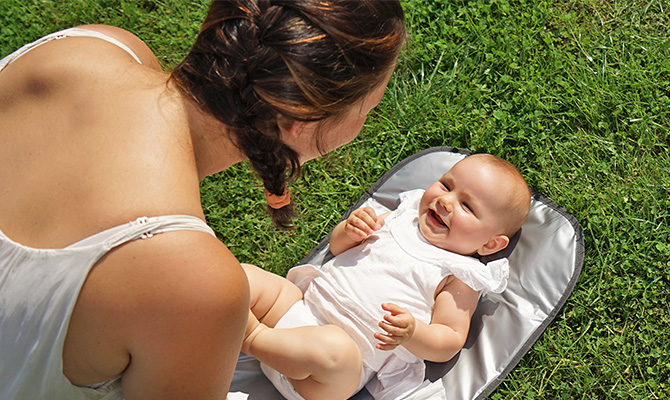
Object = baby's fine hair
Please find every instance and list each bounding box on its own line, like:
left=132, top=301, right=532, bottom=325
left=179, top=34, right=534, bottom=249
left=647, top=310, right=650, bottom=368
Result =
left=171, top=0, right=406, bottom=228
left=469, top=154, right=531, bottom=236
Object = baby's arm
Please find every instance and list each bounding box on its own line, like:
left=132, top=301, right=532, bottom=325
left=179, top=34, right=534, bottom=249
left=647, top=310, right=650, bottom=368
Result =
left=329, top=207, right=388, bottom=256
left=375, top=277, right=480, bottom=363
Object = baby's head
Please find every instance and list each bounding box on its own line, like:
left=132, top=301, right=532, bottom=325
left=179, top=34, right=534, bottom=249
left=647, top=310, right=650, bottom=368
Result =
left=418, top=154, right=531, bottom=257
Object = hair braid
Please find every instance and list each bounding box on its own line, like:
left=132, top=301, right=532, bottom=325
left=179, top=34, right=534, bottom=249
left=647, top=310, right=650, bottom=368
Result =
left=171, top=0, right=406, bottom=228
left=239, top=4, right=300, bottom=227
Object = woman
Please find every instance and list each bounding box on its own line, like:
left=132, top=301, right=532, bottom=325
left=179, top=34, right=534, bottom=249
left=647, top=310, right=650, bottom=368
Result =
left=0, top=1, right=406, bottom=399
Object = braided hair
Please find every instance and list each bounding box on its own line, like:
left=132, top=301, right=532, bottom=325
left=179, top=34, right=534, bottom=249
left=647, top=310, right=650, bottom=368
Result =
left=171, top=0, right=406, bottom=228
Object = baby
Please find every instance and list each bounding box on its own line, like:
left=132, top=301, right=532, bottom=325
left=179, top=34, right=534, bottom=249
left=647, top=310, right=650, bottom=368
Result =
left=241, top=154, right=531, bottom=400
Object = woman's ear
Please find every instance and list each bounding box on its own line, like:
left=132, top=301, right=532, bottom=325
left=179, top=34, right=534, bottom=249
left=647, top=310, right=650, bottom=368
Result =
left=277, top=115, right=306, bottom=138
left=286, top=121, right=306, bottom=137
left=477, top=234, right=510, bottom=256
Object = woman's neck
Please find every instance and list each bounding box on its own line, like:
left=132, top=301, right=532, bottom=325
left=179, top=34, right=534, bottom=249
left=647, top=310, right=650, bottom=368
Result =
left=173, top=87, right=247, bottom=180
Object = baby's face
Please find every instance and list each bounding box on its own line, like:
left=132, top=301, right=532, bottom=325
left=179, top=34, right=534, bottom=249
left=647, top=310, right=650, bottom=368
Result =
left=418, top=157, right=508, bottom=256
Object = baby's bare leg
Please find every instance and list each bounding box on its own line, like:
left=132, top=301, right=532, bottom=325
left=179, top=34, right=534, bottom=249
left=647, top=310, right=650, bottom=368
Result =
left=241, top=263, right=303, bottom=327
left=246, top=323, right=362, bottom=400
left=241, top=264, right=362, bottom=398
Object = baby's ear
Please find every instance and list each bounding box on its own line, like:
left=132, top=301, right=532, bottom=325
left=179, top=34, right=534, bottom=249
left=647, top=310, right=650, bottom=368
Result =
left=477, top=234, right=510, bottom=256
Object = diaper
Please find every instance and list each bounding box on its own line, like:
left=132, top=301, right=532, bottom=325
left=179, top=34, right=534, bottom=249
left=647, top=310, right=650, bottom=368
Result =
left=260, top=300, right=374, bottom=400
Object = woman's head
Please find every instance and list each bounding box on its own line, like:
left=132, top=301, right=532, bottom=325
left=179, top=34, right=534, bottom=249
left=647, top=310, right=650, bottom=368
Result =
left=171, top=0, right=406, bottom=228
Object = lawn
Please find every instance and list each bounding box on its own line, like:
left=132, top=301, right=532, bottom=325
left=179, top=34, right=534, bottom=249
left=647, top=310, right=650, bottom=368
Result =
left=2, top=0, right=668, bottom=398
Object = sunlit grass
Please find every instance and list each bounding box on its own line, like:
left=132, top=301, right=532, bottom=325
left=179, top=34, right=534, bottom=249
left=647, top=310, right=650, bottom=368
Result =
left=2, top=0, right=668, bottom=397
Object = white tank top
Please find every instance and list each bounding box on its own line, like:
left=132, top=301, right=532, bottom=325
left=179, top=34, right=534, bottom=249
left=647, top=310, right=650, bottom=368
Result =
left=0, top=215, right=215, bottom=400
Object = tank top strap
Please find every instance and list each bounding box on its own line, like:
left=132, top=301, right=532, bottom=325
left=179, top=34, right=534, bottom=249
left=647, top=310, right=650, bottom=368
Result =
left=0, top=27, right=143, bottom=72
left=69, top=215, right=216, bottom=251
left=131, top=214, right=215, bottom=237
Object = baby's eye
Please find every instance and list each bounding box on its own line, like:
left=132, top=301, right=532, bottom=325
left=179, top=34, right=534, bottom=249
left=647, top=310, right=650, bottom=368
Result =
left=441, top=182, right=451, bottom=191
left=462, top=202, right=473, bottom=212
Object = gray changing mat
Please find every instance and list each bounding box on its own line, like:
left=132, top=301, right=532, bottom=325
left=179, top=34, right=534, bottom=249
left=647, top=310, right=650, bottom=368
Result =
left=228, top=147, right=584, bottom=399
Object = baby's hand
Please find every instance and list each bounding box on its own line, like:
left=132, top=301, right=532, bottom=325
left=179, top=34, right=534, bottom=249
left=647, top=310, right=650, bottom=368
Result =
left=344, top=207, right=384, bottom=243
left=374, top=303, right=416, bottom=351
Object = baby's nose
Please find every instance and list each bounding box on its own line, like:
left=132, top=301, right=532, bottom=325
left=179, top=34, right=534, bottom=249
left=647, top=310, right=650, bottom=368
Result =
left=438, top=194, right=453, bottom=212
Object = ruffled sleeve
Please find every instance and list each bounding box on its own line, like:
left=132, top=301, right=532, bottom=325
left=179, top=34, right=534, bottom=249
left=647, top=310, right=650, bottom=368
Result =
left=442, top=257, right=509, bottom=296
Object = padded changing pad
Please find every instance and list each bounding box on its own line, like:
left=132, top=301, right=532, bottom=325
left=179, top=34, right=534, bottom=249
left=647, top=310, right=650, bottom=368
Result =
left=228, top=147, right=584, bottom=399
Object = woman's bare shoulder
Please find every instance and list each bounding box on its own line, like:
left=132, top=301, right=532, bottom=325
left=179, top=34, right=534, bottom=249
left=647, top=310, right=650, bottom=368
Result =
left=70, top=228, right=249, bottom=397
left=97, top=229, right=248, bottom=307
left=114, top=230, right=249, bottom=398
left=0, top=24, right=163, bottom=90
left=75, top=24, right=162, bottom=70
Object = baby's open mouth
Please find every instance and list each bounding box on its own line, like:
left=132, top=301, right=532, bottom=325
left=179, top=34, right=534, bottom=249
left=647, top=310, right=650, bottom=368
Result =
left=428, top=209, right=447, bottom=228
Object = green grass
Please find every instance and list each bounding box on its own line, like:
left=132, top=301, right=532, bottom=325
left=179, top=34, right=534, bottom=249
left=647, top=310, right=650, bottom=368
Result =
left=2, top=0, right=668, bottom=398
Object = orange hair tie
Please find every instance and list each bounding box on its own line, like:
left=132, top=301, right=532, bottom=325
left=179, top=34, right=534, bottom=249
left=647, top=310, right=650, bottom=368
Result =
left=264, top=188, right=291, bottom=209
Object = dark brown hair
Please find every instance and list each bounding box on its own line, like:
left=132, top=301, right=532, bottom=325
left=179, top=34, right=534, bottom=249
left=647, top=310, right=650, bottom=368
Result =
left=171, top=0, right=406, bottom=228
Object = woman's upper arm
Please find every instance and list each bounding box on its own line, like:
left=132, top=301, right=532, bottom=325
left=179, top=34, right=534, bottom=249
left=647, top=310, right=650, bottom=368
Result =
left=117, top=232, right=249, bottom=400
left=76, top=24, right=162, bottom=70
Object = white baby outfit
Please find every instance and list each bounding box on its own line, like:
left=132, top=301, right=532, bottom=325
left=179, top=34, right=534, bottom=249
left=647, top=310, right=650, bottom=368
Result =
left=263, top=190, right=509, bottom=400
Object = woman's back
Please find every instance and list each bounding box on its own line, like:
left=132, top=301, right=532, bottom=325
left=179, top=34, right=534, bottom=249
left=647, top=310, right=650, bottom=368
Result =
left=0, top=27, right=201, bottom=248
left=0, top=27, right=250, bottom=399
